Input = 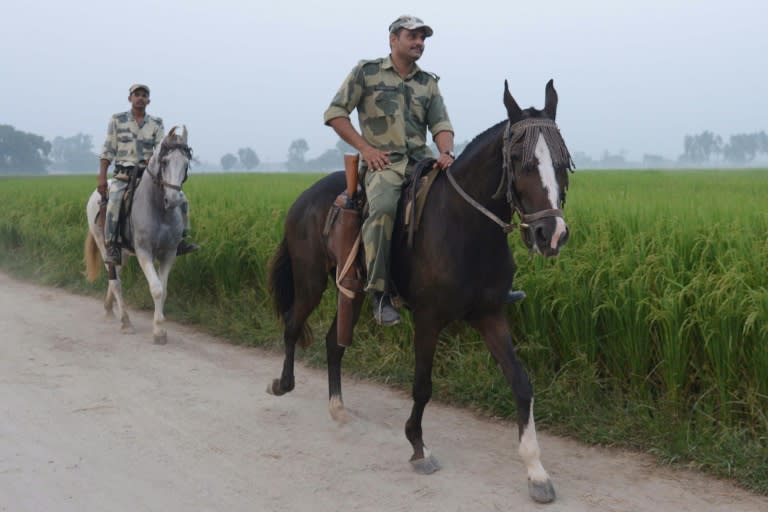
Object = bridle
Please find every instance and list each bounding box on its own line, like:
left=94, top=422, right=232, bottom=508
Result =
left=446, top=118, right=568, bottom=234
left=144, top=142, right=192, bottom=191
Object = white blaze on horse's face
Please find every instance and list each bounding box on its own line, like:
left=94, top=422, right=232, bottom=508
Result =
left=533, top=134, right=568, bottom=253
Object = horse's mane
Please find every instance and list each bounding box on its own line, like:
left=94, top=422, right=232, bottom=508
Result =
left=454, top=120, right=507, bottom=165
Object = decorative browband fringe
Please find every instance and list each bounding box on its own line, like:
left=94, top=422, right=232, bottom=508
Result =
left=496, top=118, right=574, bottom=203
left=507, top=118, right=573, bottom=172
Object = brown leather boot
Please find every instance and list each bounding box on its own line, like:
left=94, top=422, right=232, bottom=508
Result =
left=104, top=244, right=121, bottom=265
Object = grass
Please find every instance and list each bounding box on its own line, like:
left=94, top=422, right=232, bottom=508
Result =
left=1, top=169, right=766, bottom=493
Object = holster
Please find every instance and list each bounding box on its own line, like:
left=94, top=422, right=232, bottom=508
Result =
left=325, top=192, right=364, bottom=347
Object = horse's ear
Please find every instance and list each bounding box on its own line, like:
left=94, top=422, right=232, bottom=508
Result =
left=167, top=126, right=177, bottom=141
left=503, top=80, right=523, bottom=121
left=181, top=125, right=188, bottom=144
left=544, top=79, right=558, bottom=120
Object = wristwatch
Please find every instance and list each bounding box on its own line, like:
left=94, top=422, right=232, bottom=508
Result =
left=443, top=150, right=456, bottom=159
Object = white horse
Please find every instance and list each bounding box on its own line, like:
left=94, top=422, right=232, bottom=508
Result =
left=84, top=126, right=192, bottom=344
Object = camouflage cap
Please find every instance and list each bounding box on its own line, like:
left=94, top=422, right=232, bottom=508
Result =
left=129, top=83, right=150, bottom=95
left=388, top=15, right=433, bottom=37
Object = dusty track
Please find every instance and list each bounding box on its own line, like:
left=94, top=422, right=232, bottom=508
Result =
left=0, top=273, right=765, bottom=511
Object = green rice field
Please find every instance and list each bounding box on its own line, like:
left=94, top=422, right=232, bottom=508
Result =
left=1, top=169, right=766, bottom=493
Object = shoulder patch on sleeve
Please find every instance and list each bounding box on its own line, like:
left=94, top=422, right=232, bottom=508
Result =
left=360, top=58, right=383, bottom=75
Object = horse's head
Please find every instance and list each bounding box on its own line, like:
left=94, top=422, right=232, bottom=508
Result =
left=501, top=80, right=573, bottom=256
left=145, top=125, right=192, bottom=210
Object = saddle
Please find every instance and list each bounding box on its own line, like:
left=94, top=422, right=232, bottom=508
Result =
left=95, top=167, right=143, bottom=252
left=323, top=157, right=440, bottom=347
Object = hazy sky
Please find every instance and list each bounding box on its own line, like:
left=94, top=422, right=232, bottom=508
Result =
left=3, top=0, right=766, bottom=166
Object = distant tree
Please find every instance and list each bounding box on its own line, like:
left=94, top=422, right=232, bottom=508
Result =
left=307, top=148, right=343, bottom=171
left=50, top=133, right=97, bottom=172
left=237, top=147, right=260, bottom=170
left=599, top=150, right=628, bottom=168
left=642, top=154, right=667, bottom=168
left=0, top=124, right=51, bottom=174
left=572, top=151, right=596, bottom=168
left=220, top=153, right=237, bottom=171
left=681, top=130, right=722, bottom=164
left=722, top=132, right=766, bottom=164
left=287, top=138, right=309, bottom=170
left=335, top=139, right=356, bottom=154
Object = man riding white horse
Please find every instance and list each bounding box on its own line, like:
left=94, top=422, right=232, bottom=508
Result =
left=97, top=83, right=197, bottom=264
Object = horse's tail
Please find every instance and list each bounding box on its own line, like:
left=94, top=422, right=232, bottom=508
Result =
left=267, top=237, right=313, bottom=348
left=84, top=229, right=102, bottom=282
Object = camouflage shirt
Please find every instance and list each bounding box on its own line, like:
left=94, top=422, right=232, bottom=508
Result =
left=99, top=111, right=164, bottom=167
left=323, top=56, right=453, bottom=163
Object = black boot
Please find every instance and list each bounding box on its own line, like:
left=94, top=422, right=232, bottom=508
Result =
left=506, top=290, right=526, bottom=304
left=371, top=292, right=401, bottom=326
left=104, top=244, right=121, bottom=265
left=176, top=239, right=199, bottom=256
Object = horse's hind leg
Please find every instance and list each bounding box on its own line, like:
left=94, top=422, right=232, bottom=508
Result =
left=405, top=315, right=443, bottom=474
left=268, top=269, right=327, bottom=396
left=108, top=264, right=133, bottom=334
left=104, top=285, right=115, bottom=318
left=325, top=293, right=364, bottom=424
left=471, top=312, right=555, bottom=504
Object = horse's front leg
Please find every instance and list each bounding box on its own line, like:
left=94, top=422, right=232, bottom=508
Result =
left=471, top=312, right=555, bottom=504
left=135, top=248, right=168, bottom=344
left=405, top=315, right=441, bottom=474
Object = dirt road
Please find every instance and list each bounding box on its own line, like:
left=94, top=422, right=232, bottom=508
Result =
left=0, top=273, right=765, bottom=512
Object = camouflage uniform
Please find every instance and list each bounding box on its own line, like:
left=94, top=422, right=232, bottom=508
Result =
left=99, top=112, right=191, bottom=246
left=324, top=55, right=453, bottom=292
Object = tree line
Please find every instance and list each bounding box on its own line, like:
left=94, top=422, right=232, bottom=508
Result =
left=679, top=130, right=768, bottom=165
left=3, top=123, right=767, bottom=175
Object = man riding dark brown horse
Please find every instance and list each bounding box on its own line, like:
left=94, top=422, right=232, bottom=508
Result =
left=323, top=15, right=524, bottom=326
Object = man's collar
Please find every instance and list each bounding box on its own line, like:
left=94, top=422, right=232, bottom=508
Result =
left=384, top=55, right=422, bottom=78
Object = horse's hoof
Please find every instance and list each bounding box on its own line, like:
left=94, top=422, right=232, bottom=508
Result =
left=329, top=396, right=349, bottom=425
left=153, top=333, right=168, bottom=345
left=121, top=324, right=135, bottom=334
left=266, top=379, right=285, bottom=396
left=410, top=453, right=441, bottom=474
left=528, top=478, right=556, bottom=504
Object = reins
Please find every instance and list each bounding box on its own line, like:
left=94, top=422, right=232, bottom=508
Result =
left=446, top=169, right=520, bottom=233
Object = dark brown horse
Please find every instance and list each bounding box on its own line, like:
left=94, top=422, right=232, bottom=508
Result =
left=267, top=80, right=573, bottom=504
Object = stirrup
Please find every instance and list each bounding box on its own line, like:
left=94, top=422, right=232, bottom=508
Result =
left=506, top=290, right=526, bottom=304
left=371, top=292, right=401, bottom=326
left=176, top=239, right=199, bottom=256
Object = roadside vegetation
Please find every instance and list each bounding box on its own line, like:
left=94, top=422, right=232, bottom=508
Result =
left=1, top=169, right=766, bottom=494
